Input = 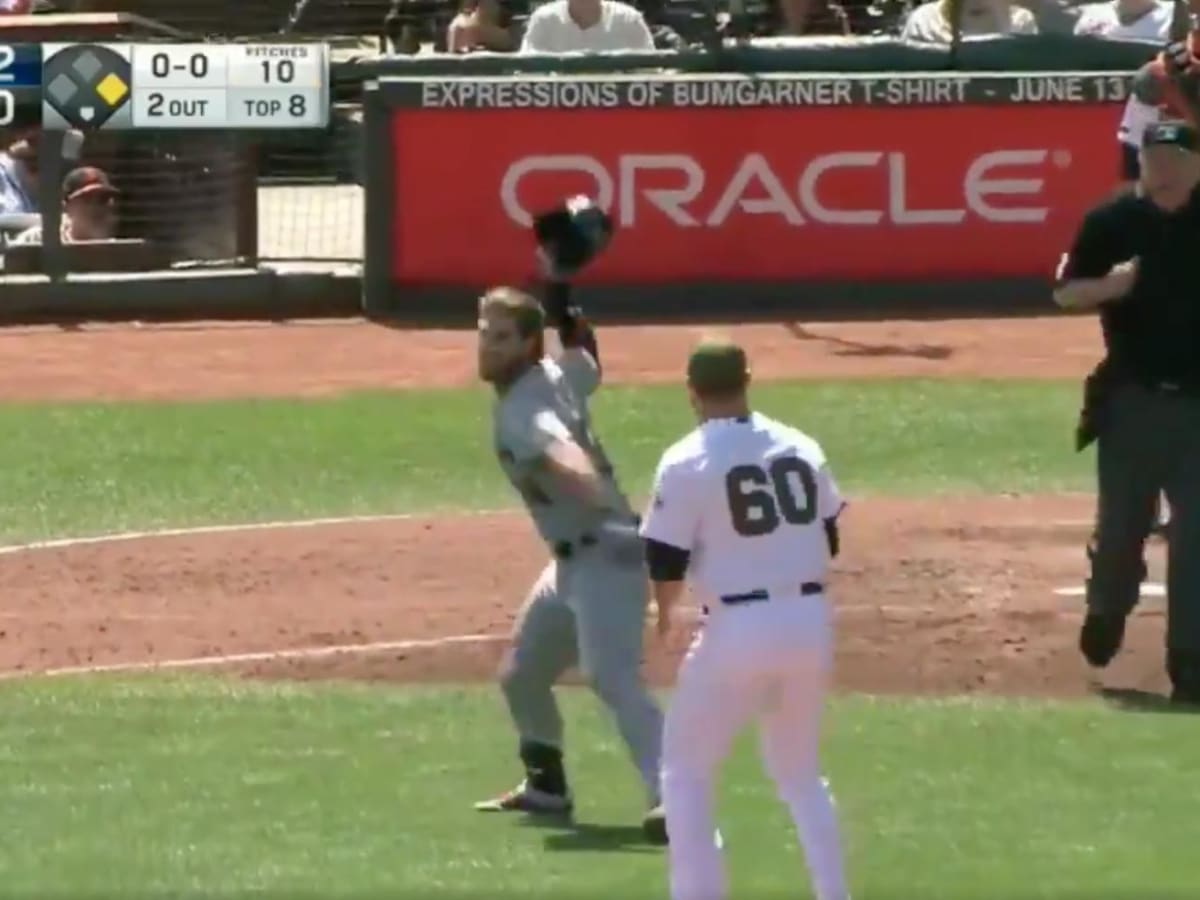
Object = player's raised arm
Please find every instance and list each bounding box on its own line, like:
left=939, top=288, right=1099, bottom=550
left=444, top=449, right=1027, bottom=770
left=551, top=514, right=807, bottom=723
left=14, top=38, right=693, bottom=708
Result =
left=532, top=195, right=613, bottom=393
left=543, top=279, right=602, bottom=393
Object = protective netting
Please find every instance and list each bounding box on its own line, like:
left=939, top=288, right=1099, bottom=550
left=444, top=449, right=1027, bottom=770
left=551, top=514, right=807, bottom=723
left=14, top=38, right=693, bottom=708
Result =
left=0, top=122, right=253, bottom=270
left=256, top=106, right=364, bottom=262
left=68, top=3, right=384, bottom=264
left=83, top=130, right=253, bottom=263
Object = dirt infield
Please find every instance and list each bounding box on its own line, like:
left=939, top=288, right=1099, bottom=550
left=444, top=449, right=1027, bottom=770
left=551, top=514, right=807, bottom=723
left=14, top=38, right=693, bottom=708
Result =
left=0, top=316, right=1174, bottom=698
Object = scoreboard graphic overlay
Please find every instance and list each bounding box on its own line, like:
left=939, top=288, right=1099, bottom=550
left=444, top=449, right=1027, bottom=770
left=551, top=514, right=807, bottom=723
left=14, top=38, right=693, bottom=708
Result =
left=0, top=44, right=47, bottom=128
left=36, top=43, right=329, bottom=130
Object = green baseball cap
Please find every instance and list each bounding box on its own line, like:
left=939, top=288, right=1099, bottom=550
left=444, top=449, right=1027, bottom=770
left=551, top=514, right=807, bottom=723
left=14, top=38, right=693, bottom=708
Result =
left=687, top=338, right=750, bottom=396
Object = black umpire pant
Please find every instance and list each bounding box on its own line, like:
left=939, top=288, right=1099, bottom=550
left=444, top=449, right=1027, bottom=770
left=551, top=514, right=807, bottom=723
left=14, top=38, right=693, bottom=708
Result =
left=1088, top=382, right=1200, bottom=689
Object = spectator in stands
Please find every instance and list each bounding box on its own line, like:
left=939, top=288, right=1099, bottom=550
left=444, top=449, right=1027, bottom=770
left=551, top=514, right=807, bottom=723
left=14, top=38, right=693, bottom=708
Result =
left=901, top=0, right=1038, bottom=41
left=0, top=131, right=38, bottom=215
left=777, top=0, right=852, bottom=33
left=519, top=0, right=656, bottom=52
left=12, top=166, right=118, bottom=245
left=1073, top=0, right=1172, bottom=40
left=447, top=0, right=515, bottom=52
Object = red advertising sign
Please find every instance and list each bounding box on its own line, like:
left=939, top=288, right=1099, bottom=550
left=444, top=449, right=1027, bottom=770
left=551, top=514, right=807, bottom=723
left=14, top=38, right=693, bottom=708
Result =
left=385, top=74, right=1125, bottom=286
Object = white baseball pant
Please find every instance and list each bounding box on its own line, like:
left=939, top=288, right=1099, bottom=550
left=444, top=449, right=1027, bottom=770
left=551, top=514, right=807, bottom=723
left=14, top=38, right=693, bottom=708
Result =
left=662, top=589, right=849, bottom=900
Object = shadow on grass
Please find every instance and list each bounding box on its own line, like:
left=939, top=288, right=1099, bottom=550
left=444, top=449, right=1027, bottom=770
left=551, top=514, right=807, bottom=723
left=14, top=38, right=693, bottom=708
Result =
left=1097, top=686, right=1200, bottom=715
left=518, top=815, right=661, bottom=853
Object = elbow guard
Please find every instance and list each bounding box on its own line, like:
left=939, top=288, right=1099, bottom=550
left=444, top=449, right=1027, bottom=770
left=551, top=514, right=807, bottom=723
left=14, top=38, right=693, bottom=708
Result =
left=644, top=537, right=690, bottom=582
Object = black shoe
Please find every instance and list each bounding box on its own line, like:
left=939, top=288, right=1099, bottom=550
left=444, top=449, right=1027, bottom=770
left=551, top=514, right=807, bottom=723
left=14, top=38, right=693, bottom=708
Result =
left=642, top=803, right=668, bottom=845
left=1079, top=612, right=1126, bottom=668
left=1167, top=650, right=1200, bottom=706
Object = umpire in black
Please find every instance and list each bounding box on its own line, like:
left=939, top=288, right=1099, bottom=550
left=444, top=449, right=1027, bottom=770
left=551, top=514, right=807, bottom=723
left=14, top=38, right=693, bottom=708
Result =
left=1054, top=118, right=1200, bottom=704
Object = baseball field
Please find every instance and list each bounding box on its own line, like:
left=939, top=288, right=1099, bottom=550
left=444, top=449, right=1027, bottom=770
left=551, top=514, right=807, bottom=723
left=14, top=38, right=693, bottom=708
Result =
left=0, top=314, right=1196, bottom=899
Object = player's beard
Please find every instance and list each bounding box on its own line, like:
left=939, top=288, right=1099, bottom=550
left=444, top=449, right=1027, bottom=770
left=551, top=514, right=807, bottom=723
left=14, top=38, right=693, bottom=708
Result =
left=480, top=353, right=534, bottom=389
left=479, top=334, right=541, bottom=388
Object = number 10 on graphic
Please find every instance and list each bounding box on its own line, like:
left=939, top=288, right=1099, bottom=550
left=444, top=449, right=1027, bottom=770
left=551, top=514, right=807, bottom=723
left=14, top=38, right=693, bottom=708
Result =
left=225, top=45, right=327, bottom=128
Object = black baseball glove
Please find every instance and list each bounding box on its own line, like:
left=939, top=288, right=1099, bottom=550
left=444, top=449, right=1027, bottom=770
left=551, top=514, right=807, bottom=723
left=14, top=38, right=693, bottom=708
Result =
left=532, top=194, right=613, bottom=281
left=531, top=196, right=613, bottom=362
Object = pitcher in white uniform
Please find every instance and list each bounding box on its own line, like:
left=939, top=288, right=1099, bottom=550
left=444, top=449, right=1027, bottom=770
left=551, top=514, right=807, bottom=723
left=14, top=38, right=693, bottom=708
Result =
left=639, top=338, right=851, bottom=900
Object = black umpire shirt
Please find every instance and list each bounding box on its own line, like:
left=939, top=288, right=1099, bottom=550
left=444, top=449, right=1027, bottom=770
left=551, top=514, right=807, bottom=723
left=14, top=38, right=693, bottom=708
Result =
left=1061, top=184, right=1200, bottom=387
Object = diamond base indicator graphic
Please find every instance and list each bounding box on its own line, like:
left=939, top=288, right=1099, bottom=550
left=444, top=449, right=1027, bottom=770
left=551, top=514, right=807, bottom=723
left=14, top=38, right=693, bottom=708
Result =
left=95, top=73, right=130, bottom=107
left=42, top=45, right=133, bottom=131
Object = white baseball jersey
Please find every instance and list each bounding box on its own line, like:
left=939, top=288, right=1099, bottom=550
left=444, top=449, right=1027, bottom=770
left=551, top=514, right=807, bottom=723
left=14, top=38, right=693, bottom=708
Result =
left=639, top=412, right=843, bottom=609
left=1118, top=93, right=1161, bottom=148
left=647, top=411, right=852, bottom=900
left=1074, top=0, right=1173, bottom=41
left=519, top=0, right=655, bottom=53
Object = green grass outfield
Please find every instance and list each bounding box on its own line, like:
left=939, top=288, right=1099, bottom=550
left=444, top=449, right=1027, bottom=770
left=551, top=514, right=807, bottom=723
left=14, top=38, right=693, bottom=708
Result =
left=1, top=378, right=1195, bottom=898
left=0, top=379, right=1089, bottom=542
left=1, top=681, right=1197, bottom=898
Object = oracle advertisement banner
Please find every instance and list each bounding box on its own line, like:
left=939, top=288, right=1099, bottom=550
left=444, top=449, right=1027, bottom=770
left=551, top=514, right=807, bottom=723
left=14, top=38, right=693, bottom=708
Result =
left=378, top=73, right=1129, bottom=289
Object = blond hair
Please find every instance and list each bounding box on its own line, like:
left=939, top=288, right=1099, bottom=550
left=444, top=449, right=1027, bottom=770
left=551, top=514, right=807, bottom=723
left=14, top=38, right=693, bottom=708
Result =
left=479, top=287, right=544, bottom=334
left=479, top=286, right=545, bottom=358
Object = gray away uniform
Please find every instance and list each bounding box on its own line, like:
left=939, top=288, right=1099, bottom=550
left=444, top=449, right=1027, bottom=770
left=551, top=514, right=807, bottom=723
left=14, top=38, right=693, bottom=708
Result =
left=493, top=347, right=664, bottom=802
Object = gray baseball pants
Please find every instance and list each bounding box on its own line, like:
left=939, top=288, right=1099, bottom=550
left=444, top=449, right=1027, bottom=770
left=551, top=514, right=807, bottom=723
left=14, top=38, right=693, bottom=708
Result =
left=498, top=542, right=664, bottom=804
left=1089, top=383, right=1200, bottom=659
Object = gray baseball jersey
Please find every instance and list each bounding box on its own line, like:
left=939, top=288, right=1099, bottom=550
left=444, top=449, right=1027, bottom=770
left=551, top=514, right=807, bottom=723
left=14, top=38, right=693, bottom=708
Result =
left=493, top=348, right=635, bottom=545
left=492, top=347, right=663, bottom=803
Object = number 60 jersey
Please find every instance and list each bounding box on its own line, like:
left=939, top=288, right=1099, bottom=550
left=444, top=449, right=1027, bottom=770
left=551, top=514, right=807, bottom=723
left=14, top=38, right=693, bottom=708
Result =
left=639, top=412, right=845, bottom=600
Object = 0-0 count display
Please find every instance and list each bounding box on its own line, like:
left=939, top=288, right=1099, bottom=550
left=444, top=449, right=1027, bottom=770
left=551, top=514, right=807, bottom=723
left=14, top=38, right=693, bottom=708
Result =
left=149, top=51, right=211, bottom=80
left=40, top=42, right=329, bottom=130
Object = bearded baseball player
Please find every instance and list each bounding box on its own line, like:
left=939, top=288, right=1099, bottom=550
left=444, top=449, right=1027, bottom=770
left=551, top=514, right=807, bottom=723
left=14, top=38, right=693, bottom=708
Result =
left=473, top=198, right=667, bottom=843
left=639, top=338, right=850, bottom=900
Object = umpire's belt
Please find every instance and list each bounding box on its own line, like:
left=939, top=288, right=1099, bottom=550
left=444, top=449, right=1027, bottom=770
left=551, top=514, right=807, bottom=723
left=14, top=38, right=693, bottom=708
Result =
left=716, top=582, right=825, bottom=607
left=552, top=534, right=597, bottom=560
